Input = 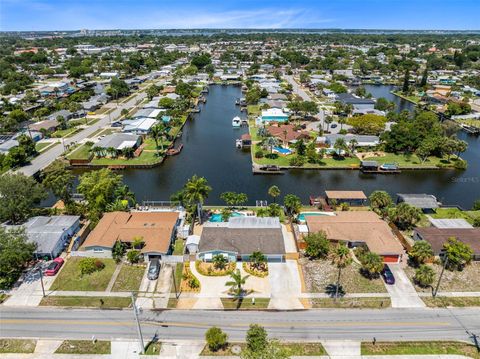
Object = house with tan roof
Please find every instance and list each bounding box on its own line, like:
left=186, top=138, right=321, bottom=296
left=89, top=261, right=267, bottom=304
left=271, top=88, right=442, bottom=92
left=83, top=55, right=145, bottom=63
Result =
left=81, top=211, right=180, bottom=260
left=305, top=211, right=404, bottom=263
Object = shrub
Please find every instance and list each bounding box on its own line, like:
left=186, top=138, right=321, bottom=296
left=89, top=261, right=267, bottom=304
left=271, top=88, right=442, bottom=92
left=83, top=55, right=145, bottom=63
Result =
left=304, top=231, right=330, bottom=259
left=205, top=327, right=228, bottom=352
left=414, top=264, right=435, bottom=287
left=360, top=252, right=384, bottom=279
left=289, top=155, right=306, bottom=166
left=188, top=276, right=200, bottom=289
left=79, top=258, right=104, bottom=276
left=339, top=202, right=350, bottom=211
left=254, top=150, right=264, bottom=158
left=454, top=159, right=467, bottom=170
left=127, top=250, right=141, bottom=264
left=246, top=324, right=268, bottom=352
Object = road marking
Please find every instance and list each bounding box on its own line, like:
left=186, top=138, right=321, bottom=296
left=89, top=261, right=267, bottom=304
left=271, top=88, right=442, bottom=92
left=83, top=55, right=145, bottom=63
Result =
left=1, top=319, right=451, bottom=330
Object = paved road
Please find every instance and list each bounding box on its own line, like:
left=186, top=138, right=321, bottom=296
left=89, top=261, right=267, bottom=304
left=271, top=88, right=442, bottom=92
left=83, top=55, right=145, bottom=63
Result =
left=284, top=74, right=325, bottom=124
left=15, top=92, right=147, bottom=177
left=1, top=307, right=479, bottom=342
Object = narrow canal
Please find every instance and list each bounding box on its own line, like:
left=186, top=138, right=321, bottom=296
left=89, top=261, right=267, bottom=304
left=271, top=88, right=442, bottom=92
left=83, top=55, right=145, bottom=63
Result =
left=115, top=85, right=480, bottom=208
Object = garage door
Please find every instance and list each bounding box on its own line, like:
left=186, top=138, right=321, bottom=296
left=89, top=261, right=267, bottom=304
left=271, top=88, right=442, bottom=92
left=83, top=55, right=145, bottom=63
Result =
left=266, top=255, right=285, bottom=263
left=382, top=255, right=399, bottom=263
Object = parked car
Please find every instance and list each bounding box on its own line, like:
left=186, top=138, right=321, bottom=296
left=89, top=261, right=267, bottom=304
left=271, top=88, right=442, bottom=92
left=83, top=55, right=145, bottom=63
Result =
left=44, top=257, right=64, bottom=276
left=331, top=123, right=338, bottom=128
left=111, top=121, right=122, bottom=127
left=147, top=259, right=161, bottom=280
left=381, top=264, right=395, bottom=285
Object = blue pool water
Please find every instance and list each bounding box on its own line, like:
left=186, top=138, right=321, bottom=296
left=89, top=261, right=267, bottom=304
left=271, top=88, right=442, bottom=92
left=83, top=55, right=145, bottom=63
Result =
left=209, top=212, right=245, bottom=222
left=273, top=146, right=292, bottom=155
left=297, top=212, right=329, bottom=222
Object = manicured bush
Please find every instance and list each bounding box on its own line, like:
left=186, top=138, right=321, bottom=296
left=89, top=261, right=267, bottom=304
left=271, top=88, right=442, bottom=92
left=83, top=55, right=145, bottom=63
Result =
left=254, top=150, right=264, bottom=158
left=79, top=258, right=104, bottom=276
left=205, top=327, right=228, bottom=352
left=246, top=324, right=268, bottom=352
left=127, top=250, right=141, bottom=264
left=414, top=264, right=435, bottom=287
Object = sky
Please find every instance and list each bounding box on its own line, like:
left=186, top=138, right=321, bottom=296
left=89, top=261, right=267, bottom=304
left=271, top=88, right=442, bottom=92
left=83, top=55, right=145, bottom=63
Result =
left=0, top=0, right=479, bottom=32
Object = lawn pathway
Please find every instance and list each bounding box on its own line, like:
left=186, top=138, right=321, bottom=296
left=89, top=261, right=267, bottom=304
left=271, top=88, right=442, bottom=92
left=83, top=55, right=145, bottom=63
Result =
left=106, top=264, right=122, bottom=293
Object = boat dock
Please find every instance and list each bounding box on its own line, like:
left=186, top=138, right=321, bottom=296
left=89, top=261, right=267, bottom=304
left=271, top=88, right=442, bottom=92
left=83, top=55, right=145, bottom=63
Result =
left=252, top=164, right=285, bottom=175
left=167, top=143, right=183, bottom=156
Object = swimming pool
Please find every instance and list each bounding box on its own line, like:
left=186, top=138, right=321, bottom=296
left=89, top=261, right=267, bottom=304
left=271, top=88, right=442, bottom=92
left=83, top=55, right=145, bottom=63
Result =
left=209, top=212, right=245, bottom=222
left=297, top=212, right=333, bottom=222
left=273, top=146, right=292, bottom=155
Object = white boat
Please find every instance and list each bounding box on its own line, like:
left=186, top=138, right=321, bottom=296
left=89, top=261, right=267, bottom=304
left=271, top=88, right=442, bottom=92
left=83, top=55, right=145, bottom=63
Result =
left=232, top=116, right=241, bottom=127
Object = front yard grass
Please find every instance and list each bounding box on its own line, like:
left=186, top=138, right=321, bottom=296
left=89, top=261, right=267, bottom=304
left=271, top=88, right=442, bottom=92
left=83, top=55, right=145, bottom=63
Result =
left=66, top=143, right=92, bottom=160
left=422, top=296, right=480, bottom=308
left=111, top=264, right=145, bottom=292
left=143, top=341, right=162, bottom=355
left=0, top=339, right=36, bottom=353
left=40, top=296, right=131, bottom=308
left=221, top=297, right=270, bottom=309
left=51, top=127, right=81, bottom=138
left=172, top=239, right=185, bottom=255
left=200, top=342, right=326, bottom=356
left=171, top=263, right=183, bottom=294
left=49, top=257, right=117, bottom=291
left=361, top=341, right=479, bottom=357
left=55, top=340, right=111, bottom=354
left=404, top=262, right=480, bottom=293
left=363, top=152, right=457, bottom=168
left=431, top=207, right=480, bottom=225
left=299, top=258, right=387, bottom=294
left=91, top=150, right=162, bottom=166
left=309, top=297, right=391, bottom=309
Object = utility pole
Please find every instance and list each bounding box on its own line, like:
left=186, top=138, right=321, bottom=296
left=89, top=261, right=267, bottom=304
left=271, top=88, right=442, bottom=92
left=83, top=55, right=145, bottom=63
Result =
left=433, top=254, right=449, bottom=298
left=131, top=292, right=145, bottom=354
left=38, top=265, right=45, bottom=298
left=171, top=263, right=178, bottom=299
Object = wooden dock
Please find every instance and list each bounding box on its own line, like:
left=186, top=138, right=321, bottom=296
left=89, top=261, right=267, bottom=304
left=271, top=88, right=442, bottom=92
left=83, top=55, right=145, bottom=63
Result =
left=252, top=164, right=285, bottom=175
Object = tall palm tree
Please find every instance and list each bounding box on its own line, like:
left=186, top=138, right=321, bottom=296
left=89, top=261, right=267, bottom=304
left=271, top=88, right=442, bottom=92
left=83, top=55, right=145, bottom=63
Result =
left=338, top=117, right=347, bottom=131
left=333, top=138, right=347, bottom=157
left=268, top=185, right=281, bottom=204
left=324, top=116, right=333, bottom=133
left=150, top=123, right=165, bottom=156
left=184, top=175, right=212, bottom=224
left=330, top=243, right=352, bottom=301
left=263, top=136, right=279, bottom=154
left=225, top=269, right=249, bottom=297
left=349, top=138, right=358, bottom=155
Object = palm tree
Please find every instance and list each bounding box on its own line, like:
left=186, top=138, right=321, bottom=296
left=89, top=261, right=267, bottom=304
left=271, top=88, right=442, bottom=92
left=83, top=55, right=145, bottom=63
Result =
left=368, top=191, right=393, bottom=217
left=213, top=254, right=228, bottom=270
left=250, top=251, right=266, bottom=271
left=268, top=185, right=281, bottom=204
left=225, top=269, right=249, bottom=297
left=330, top=243, right=352, bottom=301
left=263, top=136, right=279, bottom=154
left=333, top=138, right=347, bottom=157
left=184, top=175, right=212, bottom=225
left=107, top=146, right=118, bottom=158
left=414, top=264, right=435, bottom=288
left=360, top=252, right=384, bottom=279
left=283, top=194, right=302, bottom=218
left=324, top=115, right=333, bottom=133
left=150, top=123, right=165, bottom=156
left=338, top=117, right=347, bottom=131
left=349, top=138, right=358, bottom=155
left=115, top=185, right=136, bottom=205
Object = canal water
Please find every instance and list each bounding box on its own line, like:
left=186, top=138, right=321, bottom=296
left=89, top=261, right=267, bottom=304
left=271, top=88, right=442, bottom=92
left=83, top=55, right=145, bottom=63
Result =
left=361, top=84, right=415, bottom=113
left=71, top=85, right=479, bottom=209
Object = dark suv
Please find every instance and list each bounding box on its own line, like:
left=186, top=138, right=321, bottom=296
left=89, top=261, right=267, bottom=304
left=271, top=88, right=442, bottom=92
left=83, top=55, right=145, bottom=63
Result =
left=147, top=259, right=161, bottom=280
left=381, top=265, right=395, bottom=285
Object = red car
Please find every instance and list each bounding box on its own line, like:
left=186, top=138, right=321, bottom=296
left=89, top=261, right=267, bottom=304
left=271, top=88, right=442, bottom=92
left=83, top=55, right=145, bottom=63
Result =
left=44, top=257, right=64, bottom=276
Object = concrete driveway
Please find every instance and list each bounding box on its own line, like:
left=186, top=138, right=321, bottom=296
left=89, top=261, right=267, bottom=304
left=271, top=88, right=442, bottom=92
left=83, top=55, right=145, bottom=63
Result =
left=385, top=264, right=425, bottom=308
left=268, top=260, right=303, bottom=309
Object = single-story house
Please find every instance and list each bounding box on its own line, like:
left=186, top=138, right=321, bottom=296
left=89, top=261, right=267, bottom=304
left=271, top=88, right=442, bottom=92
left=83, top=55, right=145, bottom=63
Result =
left=198, top=217, right=286, bottom=262
left=305, top=211, right=404, bottom=263
left=48, top=109, right=73, bottom=121
left=29, top=119, right=59, bottom=132
left=325, top=190, right=367, bottom=206
left=95, top=133, right=142, bottom=151
left=81, top=211, right=180, bottom=260
left=122, top=117, right=158, bottom=135
left=322, top=134, right=380, bottom=147
left=413, top=228, right=480, bottom=260
left=258, top=108, right=289, bottom=123
left=133, top=108, right=162, bottom=119
left=267, top=124, right=310, bottom=145
left=336, top=93, right=376, bottom=111
left=5, top=215, right=80, bottom=259
left=396, top=193, right=440, bottom=211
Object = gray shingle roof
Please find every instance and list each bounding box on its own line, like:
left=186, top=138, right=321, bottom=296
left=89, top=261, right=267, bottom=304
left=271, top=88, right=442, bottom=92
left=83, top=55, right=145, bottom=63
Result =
left=397, top=194, right=439, bottom=209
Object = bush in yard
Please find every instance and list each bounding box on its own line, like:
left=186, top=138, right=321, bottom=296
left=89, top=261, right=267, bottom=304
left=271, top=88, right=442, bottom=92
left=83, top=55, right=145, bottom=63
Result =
left=246, top=324, right=268, bottom=352
left=79, top=258, right=104, bottom=276
left=112, top=240, right=126, bottom=263
left=254, top=150, right=264, bottom=159
left=213, top=254, right=228, bottom=270
left=289, top=155, right=306, bottom=167
left=443, top=236, right=473, bottom=270
left=414, top=264, right=435, bottom=287
left=339, top=202, right=350, bottom=211
left=360, top=251, right=384, bottom=279
left=188, top=276, right=200, bottom=289
left=205, top=326, right=228, bottom=352
left=304, top=231, right=330, bottom=259
left=409, top=240, right=434, bottom=266
left=127, top=250, right=141, bottom=264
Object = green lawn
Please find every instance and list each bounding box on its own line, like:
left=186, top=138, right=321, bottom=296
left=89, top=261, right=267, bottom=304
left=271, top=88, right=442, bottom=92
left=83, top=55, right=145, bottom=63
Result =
left=361, top=341, right=479, bottom=357
left=51, top=127, right=80, bottom=138
left=111, top=265, right=145, bottom=292
left=422, top=296, right=480, bottom=308
left=143, top=342, right=162, bottom=355
left=40, top=296, right=131, bottom=308
left=49, top=257, right=117, bottom=291
left=89, top=128, right=118, bottom=138
left=363, top=153, right=457, bottom=168
left=253, top=145, right=361, bottom=168
left=171, top=263, right=183, bottom=294
left=309, top=297, right=391, bottom=309
left=55, top=340, right=111, bottom=354
left=0, top=339, right=36, bottom=354
left=221, top=297, right=270, bottom=309
left=247, top=105, right=261, bottom=117
left=91, top=150, right=162, bottom=166
left=392, top=91, right=422, bottom=104
left=200, top=342, right=326, bottom=356
left=35, top=142, right=58, bottom=152
left=66, top=143, right=92, bottom=160
left=167, top=298, right=178, bottom=308
left=431, top=207, right=480, bottom=224
left=173, top=239, right=185, bottom=255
